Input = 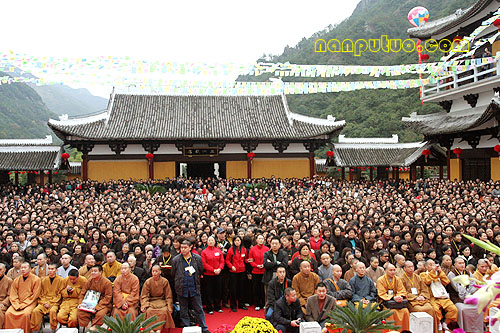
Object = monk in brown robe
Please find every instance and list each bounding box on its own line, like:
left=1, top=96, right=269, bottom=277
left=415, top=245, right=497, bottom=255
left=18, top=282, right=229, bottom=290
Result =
left=7, top=256, right=22, bottom=281
left=57, top=268, right=87, bottom=328
left=5, top=262, right=42, bottom=333
left=400, top=261, right=437, bottom=333
left=140, top=265, right=175, bottom=329
left=0, top=263, right=13, bottom=328
left=78, top=255, right=95, bottom=280
left=376, top=264, right=410, bottom=331
left=112, top=263, right=140, bottom=320
left=292, top=261, right=321, bottom=312
left=77, top=264, right=113, bottom=330
left=31, top=263, right=65, bottom=332
left=420, top=259, right=458, bottom=328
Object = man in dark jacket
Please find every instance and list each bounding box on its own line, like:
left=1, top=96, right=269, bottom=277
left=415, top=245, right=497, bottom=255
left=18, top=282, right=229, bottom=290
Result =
left=266, top=265, right=291, bottom=320
left=171, top=240, right=210, bottom=333
left=263, top=237, right=288, bottom=286
left=272, top=287, right=304, bottom=333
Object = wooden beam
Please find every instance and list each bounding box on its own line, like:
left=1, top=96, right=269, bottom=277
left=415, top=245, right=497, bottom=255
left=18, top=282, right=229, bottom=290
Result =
left=82, top=153, right=89, bottom=181
left=148, top=159, right=154, bottom=180
left=439, top=164, right=444, bottom=179
left=309, top=153, right=315, bottom=178
left=247, top=158, right=252, bottom=179
left=341, top=167, right=345, bottom=180
left=48, top=170, right=53, bottom=184
left=40, top=171, right=44, bottom=187
left=447, top=150, right=451, bottom=180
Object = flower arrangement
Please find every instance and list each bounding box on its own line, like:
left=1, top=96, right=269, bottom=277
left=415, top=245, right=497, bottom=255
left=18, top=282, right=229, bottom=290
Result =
left=232, top=316, right=278, bottom=333
left=451, top=234, right=500, bottom=324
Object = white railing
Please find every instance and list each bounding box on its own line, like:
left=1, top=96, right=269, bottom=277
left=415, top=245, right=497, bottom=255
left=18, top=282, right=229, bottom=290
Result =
left=422, top=57, right=500, bottom=98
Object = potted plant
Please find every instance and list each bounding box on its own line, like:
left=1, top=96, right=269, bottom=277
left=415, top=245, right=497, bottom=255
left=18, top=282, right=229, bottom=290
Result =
left=325, top=302, right=400, bottom=333
left=95, top=313, right=164, bottom=333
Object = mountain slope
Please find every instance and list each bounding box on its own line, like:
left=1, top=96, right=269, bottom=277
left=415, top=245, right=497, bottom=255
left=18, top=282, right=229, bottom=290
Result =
left=0, top=75, right=57, bottom=139
left=31, top=85, right=108, bottom=117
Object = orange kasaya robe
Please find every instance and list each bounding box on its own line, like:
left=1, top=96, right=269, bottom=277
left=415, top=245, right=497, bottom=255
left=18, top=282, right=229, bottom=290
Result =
left=112, top=273, right=140, bottom=320
left=0, top=275, right=13, bottom=328
left=401, top=272, right=438, bottom=333
left=376, top=274, right=410, bottom=331
left=5, top=273, right=41, bottom=333
left=77, top=276, right=113, bottom=327
left=420, top=270, right=458, bottom=325
left=140, top=276, right=175, bottom=329
left=30, top=275, right=66, bottom=330
left=57, top=276, right=87, bottom=327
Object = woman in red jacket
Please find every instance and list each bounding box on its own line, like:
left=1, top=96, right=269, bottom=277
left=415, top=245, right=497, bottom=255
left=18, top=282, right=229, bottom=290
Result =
left=248, top=234, right=269, bottom=311
left=201, top=235, right=225, bottom=314
left=225, top=236, right=248, bottom=312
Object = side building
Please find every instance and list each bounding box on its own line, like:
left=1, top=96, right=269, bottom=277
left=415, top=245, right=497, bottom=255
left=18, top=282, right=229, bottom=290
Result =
left=404, top=0, right=500, bottom=181
left=48, top=92, right=345, bottom=181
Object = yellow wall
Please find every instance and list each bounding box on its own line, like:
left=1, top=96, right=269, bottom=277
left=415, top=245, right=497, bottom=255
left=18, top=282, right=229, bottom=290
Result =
left=491, top=157, right=500, bottom=181
left=450, top=158, right=462, bottom=181
left=399, top=171, right=410, bottom=180
left=252, top=158, right=309, bottom=178
left=88, top=160, right=149, bottom=181
left=154, top=162, right=176, bottom=179
left=227, top=161, right=248, bottom=179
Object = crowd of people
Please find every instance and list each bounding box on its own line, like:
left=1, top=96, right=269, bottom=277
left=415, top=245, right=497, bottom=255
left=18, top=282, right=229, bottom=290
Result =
left=0, top=177, right=499, bottom=333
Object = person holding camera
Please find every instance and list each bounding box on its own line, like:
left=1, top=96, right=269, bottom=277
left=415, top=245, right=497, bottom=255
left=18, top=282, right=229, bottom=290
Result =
left=272, top=287, right=304, bottom=333
left=376, top=264, right=410, bottom=331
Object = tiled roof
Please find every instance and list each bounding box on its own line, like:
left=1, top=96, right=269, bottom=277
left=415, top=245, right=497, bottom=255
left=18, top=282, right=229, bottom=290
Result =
left=316, top=159, right=327, bottom=173
left=407, top=0, right=495, bottom=39
left=69, top=161, right=81, bottom=174
left=0, top=146, right=62, bottom=170
left=48, top=94, right=345, bottom=141
left=402, top=97, right=500, bottom=136
left=333, top=142, right=440, bottom=167
left=0, top=135, right=53, bottom=146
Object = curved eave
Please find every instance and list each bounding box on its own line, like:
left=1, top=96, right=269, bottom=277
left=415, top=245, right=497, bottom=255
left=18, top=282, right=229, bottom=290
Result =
left=407, top=0, right=495, bottom=39
left=402, top=97, right=500, bottom=136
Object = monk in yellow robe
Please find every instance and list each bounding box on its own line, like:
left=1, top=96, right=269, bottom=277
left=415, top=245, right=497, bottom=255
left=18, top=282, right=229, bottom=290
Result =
left=112, top=263, right=140, bottom=320
left=420, top=259, right=458, bottom=328
left=31, top=263, right=65, bottom=332
left=400, top=261, right=437, bottom=333
left=376, top=264, right=410, bottom=331
left=0, top=263, right=13, bottom=328
left=57, top=268, right=87, bottom=328
left=292, top=261, right=321, bottom=312
left=474, top=259, right=499, bottom=322
left=77, top=264, right=113, bottom=329
left=102, top=252, right=121, bottom=283
left=140, top=265, right=175, bottom=329
left=5, top=262, right=42, bottom=333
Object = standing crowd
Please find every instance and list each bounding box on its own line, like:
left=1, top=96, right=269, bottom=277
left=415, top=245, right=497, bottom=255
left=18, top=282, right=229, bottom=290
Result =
left=0, top=177, right=499, bottom=333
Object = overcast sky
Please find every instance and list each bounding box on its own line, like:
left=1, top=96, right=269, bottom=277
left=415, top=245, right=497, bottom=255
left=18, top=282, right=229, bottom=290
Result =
left=4, top=0, right=360, bottom=97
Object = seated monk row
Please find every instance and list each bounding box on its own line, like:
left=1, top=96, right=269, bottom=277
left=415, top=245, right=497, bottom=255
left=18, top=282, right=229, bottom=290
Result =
left=0, top=261, right=174, bottom=333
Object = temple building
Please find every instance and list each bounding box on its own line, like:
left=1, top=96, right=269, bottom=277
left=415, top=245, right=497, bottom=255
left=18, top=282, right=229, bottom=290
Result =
left=0, top=135, right=64, bottom=184
left=326, top=135, right=445, bottom=181
left=48, top=92, right=345, bottom=181
left=404, top=0, right=500, bottom=181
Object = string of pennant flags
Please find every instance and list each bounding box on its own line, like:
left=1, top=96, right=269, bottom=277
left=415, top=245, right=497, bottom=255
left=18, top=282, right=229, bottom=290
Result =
left=0, top=76, right=432, bottom=95
left=1, top=51, right=498, bottom=80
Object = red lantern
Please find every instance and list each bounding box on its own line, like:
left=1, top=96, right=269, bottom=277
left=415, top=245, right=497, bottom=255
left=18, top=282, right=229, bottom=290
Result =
left=421, top=54, right=430, bottom=61
left=453, top=36, right=463, bottom=42
left=453, top=147, right=463, bottom=158
left=54, top=171, right=58, bottom=175
left=247, top=152, right=255, bottom=160
left=422, top=149, right=431, bottom=162
left=494, top=18, right=500, bottom=29
left=7, top=172, right=10, bottom=175
left=34, top=171, right=38, bottom=175
left=145, top=153, right=154, bottom=160
left=495, top=144, right=500, bottom=154
left=61, top=152, right=70, bottom=160
left=326, top=151, right=334, bottom=157
left=21, top=171, right=25, bottom=174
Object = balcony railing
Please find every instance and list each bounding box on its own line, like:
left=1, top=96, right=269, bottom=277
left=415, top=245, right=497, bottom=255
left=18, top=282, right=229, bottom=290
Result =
left=422, top=57, right=500, bottom=98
